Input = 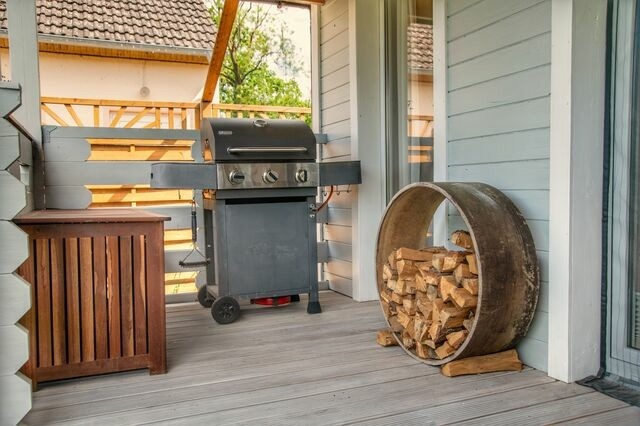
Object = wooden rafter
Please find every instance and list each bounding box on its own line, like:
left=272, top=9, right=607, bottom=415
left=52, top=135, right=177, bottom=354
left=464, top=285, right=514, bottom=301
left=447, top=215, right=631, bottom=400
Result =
left=202, top=0, right=240, bottom=104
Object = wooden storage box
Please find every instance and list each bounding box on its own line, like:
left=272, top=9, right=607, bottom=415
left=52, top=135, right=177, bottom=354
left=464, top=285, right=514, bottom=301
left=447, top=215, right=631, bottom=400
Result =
left=15, top=209, right=169, bottom=388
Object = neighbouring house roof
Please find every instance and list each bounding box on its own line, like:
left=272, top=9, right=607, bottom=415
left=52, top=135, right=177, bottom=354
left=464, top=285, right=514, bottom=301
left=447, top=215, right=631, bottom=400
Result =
left=0, top=0, right=216, bottom=63
left=408, top=22, right=433, bottom=73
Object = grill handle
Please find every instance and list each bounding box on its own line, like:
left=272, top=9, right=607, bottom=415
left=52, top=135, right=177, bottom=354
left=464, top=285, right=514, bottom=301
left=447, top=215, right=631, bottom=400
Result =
left=226, top=147, right=308, bottom=154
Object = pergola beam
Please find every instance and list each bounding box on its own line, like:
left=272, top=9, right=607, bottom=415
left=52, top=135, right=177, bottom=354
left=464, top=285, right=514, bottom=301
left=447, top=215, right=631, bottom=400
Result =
left=201, top=0, right=240, bottom=104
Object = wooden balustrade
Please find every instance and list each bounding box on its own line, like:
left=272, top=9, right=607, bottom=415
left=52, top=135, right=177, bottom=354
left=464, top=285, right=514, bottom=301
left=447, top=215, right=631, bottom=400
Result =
left=41, top=97, right=312, bottom=130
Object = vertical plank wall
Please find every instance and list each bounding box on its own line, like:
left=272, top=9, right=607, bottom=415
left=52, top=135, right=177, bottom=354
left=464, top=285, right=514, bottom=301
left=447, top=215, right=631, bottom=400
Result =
left=444, top=0, right=551, bottom=370
left=319, top=0, right=355, bottom=297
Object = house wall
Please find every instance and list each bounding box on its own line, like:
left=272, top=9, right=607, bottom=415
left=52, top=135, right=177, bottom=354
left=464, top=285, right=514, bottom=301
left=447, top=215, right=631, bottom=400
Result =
left=442, top=0, right=552, bottom=371
left=319, top=0, right=355, bottom=297
left=1, top=49, right=208, bottom=103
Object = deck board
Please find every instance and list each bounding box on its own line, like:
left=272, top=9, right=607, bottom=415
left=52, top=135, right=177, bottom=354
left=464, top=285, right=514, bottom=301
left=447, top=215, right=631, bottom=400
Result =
left=24, top=291, right=636, bottom=425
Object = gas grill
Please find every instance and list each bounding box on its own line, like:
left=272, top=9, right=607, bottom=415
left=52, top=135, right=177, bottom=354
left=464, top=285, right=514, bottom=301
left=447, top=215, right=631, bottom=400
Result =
left=151, top=118, right=361, bottom=323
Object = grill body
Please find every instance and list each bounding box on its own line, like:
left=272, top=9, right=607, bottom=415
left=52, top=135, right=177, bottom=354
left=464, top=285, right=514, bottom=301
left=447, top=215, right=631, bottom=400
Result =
left=151, top=117, right=361, bottom=322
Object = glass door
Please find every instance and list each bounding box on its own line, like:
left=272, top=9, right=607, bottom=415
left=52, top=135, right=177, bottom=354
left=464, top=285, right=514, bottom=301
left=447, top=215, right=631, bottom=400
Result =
left=384, top=0, right=434, bottom=202
left=607, top=0, right=640, bottom=385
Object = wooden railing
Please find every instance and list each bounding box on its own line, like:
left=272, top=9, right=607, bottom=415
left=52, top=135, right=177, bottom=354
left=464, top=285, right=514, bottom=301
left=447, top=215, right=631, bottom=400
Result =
left=40, top=97, right=311, bottom=130
left=408, top=114, right=434, bottom=138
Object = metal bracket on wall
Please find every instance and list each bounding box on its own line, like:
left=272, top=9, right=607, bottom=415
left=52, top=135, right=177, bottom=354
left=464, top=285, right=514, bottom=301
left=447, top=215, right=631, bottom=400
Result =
left=317, top=241, right=329, bottom=263
left=315, top=207, right=329, bottom=224
left=314, top=133, right=328, bottom=144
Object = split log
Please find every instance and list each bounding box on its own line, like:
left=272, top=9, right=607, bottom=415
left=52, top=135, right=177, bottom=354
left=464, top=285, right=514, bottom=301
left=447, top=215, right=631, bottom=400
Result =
left=391, top=292, right=403, bottom=305
left=453, top=263, right=474, bottom=284
left=415, top=273, right=429, bottom=292
left=462, top=278, right=479, bottom=296
left=466, top=254, right=478, bottom=274
left=422, top=270, right=441, bottom=286
left=402, top=298, right=417, bottom=315
left=376, top=329, right=399, bottom=347
left=414, top=316, right=431, bottom=342
left=397, top=309, right=413, bottom=329
left=397, top=260, right=418, bottom=278
left=415, top=342, right=430, bottom=359
left=446, top=330, right=469, bottom=349
left=439, top=307, right=470, bottom=329
left=462, top=318, right=474, bottom=331
left=379, top=289, right=393, bottom=304
left=450, top=230, right=473, bottom=250
left=383, top=263, right=397, bottom=280
left=393, top=279, right=407, bottom=296
left=439, top=275, right=458, bottom=302
left=388, top=316, right=404, bottom=333
left=435, top=342, right=456, bottom=359
left=386, top=279, right=397, bottom=292
left=450, top=287, right=478, bottom=308
left=426, top=285, right=439, bottom=301
left=431, top=253, right=445, bottom=271
left=416, top=261, right=432, bottom=272
left=388, top=251, right=397, bottom=269
left=424, top=339, right=437, bottom=349
left=431, top=298, right=445, bottom=322
left=396, top=247, right=434, bottom=262
left=441, top=349, right=522, bottom=377
left=416, top=298, right=433, bottom=319
left=441, top=253, right=464, bottom=272
left=401, top=331, right=415, bottom=349
left=428, top=322, right=442, bottom=341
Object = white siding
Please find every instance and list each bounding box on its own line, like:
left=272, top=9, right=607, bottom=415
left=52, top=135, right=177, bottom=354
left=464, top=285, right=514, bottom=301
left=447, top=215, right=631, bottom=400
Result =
left=320, top=0, right=354, bottom=297
left=445, top=0, right=551, bottom=371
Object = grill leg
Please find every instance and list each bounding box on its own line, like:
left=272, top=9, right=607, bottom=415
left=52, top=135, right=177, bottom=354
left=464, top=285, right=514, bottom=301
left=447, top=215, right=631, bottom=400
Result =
left=307, top=284, right=322, bottom=314
left=204, top=208, right=216, bottom=291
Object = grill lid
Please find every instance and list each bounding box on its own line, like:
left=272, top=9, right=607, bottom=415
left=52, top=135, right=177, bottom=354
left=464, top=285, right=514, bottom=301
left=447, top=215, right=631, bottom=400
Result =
left=201, top=117, right=317, bottom=163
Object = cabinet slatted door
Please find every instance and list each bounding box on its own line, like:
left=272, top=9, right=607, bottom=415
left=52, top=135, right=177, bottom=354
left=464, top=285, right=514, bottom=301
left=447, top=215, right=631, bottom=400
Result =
left=15, top=209, right=168, bottom=389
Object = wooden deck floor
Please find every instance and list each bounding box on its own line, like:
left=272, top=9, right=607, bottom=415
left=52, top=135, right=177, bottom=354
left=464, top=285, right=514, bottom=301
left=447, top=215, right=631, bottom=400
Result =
left=25, top=291, right=639, bottom=425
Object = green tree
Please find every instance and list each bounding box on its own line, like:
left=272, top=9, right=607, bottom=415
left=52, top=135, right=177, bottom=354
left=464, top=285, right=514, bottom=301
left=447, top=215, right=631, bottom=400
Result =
left=208, top=1, right=310, bottom=110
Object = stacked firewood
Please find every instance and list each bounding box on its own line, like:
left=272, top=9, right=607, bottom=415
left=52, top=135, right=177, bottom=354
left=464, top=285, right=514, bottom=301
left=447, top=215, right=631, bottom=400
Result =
left=377, top=230, right=479, bottom=360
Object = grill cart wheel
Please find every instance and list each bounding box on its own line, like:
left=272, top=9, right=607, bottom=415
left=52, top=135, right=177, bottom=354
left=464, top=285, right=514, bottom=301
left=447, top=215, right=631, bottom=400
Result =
left=211, top=296, right=240, bottom=324
left=197, top=286, right=215, bottom=308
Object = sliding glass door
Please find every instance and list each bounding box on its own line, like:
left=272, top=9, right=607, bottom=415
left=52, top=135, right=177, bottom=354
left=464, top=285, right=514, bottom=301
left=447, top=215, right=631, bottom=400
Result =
left=607, top=0, right=640, bottom=385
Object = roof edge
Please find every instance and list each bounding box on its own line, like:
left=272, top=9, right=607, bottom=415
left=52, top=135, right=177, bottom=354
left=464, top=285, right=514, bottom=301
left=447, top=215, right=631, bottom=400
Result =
left=0, top=31, right=213, bottom=64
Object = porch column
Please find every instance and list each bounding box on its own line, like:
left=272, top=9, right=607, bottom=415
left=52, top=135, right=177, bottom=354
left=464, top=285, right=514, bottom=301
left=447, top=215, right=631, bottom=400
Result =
left=548, top=0, right=607, bottom=382
left=349, top=0, right=386, bottom=301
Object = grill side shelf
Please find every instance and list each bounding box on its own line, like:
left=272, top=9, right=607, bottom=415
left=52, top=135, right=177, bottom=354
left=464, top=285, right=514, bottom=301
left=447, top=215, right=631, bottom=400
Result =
left=150, top=163, right=218, bottom=189
left=319, top=161, right=362, bottom=186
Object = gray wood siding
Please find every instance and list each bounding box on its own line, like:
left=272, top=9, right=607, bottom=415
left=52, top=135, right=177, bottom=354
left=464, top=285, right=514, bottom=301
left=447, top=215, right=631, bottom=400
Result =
left=320, top=0, right=353, bottom=297
left=0, top=82, right=32, bottom=425
left=42, top=126, right=205, bottom=278
left=445, top=0, right=551, bottom=371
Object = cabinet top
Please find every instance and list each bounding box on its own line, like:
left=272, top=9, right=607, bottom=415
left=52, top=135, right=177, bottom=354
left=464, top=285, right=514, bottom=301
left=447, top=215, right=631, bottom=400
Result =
left=13, top=209, right=170, bottom=224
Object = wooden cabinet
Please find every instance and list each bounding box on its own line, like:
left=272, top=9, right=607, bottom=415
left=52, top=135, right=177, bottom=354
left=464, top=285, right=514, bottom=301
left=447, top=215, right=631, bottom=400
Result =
left=14, top=209, right=169, bottom=389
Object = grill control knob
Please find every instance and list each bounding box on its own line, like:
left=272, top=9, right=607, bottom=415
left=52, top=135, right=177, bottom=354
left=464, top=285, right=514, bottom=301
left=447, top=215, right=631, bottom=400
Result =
left=295, top=169, right=309, bottom=183
left=262, top=169, right=279, bottom=184
left=228, top=170, right=245, bottom=185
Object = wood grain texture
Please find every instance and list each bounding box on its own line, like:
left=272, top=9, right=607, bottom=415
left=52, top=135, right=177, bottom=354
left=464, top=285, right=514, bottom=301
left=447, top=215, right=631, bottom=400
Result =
left=17, top=213, right=167, bottom=387
left=106, top=236, right=121, bottom=358
left=65, top=238, right=81, bottom=364
left=21, top=292, right=633, bottom=425
left=93, top=236, right=108, bottom=360
left=79, top=237, right=95, bottom=361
